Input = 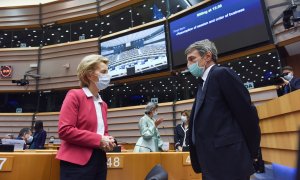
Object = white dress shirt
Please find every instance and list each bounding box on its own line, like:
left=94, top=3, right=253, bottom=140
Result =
left=82, top=87, right=104, bottom=135
left=202, top=64, right=215, bottom=88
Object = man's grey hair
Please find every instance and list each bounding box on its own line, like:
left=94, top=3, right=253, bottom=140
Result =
left=185, top=39, right=218, bottom=63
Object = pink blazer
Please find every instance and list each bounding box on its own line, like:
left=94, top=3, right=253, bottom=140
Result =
left=56, top=89, right=109, bottom=165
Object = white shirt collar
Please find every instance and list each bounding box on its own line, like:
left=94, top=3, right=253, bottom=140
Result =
left=202, top=64, right=215, bottom=82
left=82, top=87, right=103, bottom=103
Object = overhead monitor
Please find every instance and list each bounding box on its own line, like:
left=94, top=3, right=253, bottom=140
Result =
left=100, top=24, right=169, bottom=79
left=169, top=0, right=271, bottom=67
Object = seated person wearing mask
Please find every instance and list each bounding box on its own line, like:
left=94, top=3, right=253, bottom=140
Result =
left=134, top=102, right=165, bottom=152
left=16, top=128, right=33, bottom=149
left=278, top=66, right=300, bottom=95
left=174, top=110, right=190, bottom=152
left=48, top=136, right=55, bottom=144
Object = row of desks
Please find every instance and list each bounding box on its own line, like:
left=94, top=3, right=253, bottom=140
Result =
left=0, top=150, right=201, bottom=180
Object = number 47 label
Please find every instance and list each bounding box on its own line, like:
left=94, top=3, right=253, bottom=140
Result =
left=0, top=157, right=14, bottom=171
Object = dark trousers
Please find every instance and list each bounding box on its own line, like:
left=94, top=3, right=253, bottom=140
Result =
left=60, top=149, right=107, bottom=180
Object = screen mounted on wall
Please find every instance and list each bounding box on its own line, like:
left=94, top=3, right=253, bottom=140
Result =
left=100, top=24, right=168, bottom=79
left=169, top=0, right=271, bottom=67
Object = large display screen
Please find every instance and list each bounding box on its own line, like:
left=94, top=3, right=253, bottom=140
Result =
left=100, top=24, right=168, bottom=79
left=169, top=0, right=271, bottom=67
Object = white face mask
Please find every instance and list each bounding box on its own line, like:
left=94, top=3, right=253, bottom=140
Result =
left=96, top=73, right=111, bottom=90
left=153, top=110, right=158, bottom=119
left=284, top=73, right=293, bottom=81
left=27, top=135, right=33, bottom=144
left=49, top=138, right=55, bottom=143
left=181, top=115, right=187, bottom=123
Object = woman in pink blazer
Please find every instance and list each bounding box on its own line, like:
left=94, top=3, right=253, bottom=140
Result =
left=56, top=54, right=115, bottom=180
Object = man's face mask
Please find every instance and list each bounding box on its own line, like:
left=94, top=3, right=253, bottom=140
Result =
left=188, top=61, right=205, bottom=77
left=283, top=72, right=293, bottom=81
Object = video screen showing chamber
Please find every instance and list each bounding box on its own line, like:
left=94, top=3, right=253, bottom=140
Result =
left=100, top=24, right=168, bottom=79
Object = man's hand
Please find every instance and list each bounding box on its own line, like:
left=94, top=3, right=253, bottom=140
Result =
left=280, top=77, right=289, bottom=86
left=155, top=118, right=164, bottom=127
left=100, top=136, right=116, bottom=151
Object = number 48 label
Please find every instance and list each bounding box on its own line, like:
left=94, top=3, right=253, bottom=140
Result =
left=107, top=156, right=124, bottom=168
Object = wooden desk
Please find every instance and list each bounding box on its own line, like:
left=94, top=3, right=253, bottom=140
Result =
left=161, top=152, right=202, bottom=180
left=0, top=151, right=53, bottom=180
left=256, top=90, right=300, bottom=167
left=0, top=151, right=201, bottom=180
left=107, top=152, right=162, bottom=180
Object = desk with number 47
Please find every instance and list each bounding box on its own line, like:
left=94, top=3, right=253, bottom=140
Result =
left=0, top=151, right=202, bottom=180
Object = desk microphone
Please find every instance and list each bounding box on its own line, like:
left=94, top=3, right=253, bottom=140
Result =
left=134, top=145, right=152, bottom=152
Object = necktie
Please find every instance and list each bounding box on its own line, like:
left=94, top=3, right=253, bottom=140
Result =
left=192, top=79, right=204, bottom=144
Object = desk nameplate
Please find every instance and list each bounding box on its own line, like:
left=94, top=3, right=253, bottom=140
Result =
left=0, top=156, right=14, bottom=171
left=107, top=155, right=124, bottom=169
left=182, top=153, right=191, bottom=166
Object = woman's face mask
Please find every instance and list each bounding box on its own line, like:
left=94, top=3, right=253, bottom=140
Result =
left=152, top=110, right=158, bottom=119
left=96, top=73, right=111, bottom=90
left=181, top=115, right=187, bottom=123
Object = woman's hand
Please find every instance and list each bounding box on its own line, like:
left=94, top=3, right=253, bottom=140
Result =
left=100, top=136, right=116, bottom=151
left=155, top=118, right=164, bottom=127
left=178, top=146, right=183, bottom=152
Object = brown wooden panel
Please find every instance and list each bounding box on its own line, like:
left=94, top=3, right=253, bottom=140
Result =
left=261, top=148, right=297, bottom=168
left=0, top=7, right=39, bottom=16
left=99, top=0, right=142, bottom=15
left=41, top=0, right=97, bottom=24
left=0, top=153, right=53, bottom=180
left=161, top=152, right=202, bottom=180
left=261, top=131, right=298, bottom=150
left=259, top=111, right=300, bottom=134
left=0, top=7, right=40, bottom=29
left=106, top=153, right=161, bottom=180
left=38, top=40, right=98, bottom=90
left=257, top=90, right=300, bottom=119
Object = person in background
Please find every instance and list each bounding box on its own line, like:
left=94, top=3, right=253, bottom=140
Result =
left=29, top=120, right=47, bottom=149
left=48, top=136, right=55, bottom=144
left=16, top=128, right=33, bottom=149
left=278, top=66, right=300, bottom=95
left=174, top=110, right=190, bottom=152
left=134, top=102, right=165, bottom=152
left=56, top=54, right=115, bottom=180
left=185, top=39, right=261, bottom=180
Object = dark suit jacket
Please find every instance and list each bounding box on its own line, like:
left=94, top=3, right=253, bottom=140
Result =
left=286, top=77, right=300, bottom=93
left=174, top=124, right=190, bottom=150
left=188, top=65, right=261, bottom=179
left=29, top=130, right=47, bottom=149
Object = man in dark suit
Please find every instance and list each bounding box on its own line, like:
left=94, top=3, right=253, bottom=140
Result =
left=279, top=66, right=300, bottom=95
left=185, top=39, right=261, bottom=180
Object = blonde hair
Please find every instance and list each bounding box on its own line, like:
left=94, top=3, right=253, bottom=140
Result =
left=77, top=54, right=109, bottom=87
